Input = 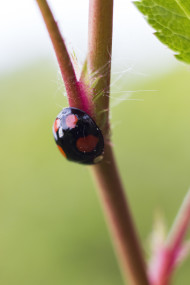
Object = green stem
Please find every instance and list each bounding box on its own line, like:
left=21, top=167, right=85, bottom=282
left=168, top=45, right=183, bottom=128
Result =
left=36, top=0, right=82, bottom=109
left=91, top=143, right=150, bottom=285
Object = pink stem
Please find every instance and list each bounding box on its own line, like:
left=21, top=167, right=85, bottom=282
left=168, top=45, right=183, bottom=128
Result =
left=36, top=0, right=91, bottom=114
left=149, top=190, right=190, bottom=285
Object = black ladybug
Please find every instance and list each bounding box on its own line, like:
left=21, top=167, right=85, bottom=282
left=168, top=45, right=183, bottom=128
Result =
left=53, top=107, right=104, bottom=164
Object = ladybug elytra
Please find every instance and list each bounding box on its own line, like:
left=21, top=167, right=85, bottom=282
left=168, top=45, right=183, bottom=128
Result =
left=53, top=107, right=104, bottom=165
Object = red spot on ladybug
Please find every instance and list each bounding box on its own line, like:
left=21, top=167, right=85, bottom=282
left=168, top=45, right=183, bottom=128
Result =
left=57, top=145, right=67, bottom=158
left=66, top=114, right=78, bottom=129
left=54, top=118, right=60, bottom=133
left=76, top=135, right=99, bottom=153
left=53, top=107, right=104, bottom=164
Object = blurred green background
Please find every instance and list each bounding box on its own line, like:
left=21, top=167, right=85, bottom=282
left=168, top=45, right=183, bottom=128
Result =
left=1, top=61, right=190, bottom=285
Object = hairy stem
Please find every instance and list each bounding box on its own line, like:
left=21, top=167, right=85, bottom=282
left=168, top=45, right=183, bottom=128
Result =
left=91, top=143, right=150, bottom=285
left=87, top=0, right=113, bottom=136
left=36, top=0, right=83, bottom=109
left=88, top=1, right=149, bottom=284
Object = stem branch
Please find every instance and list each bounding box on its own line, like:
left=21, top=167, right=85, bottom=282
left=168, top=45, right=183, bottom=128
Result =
left=149, top=190, right=190, bottom=285
left=36, top=0, right=83, bottom=109
left=160, top=190, right=190, bottom=285
left=167, top=190, right=190, bottom=252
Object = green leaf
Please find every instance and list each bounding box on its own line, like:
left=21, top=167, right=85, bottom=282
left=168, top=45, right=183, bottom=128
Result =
left=175, top=0, right=190, bottom=19
left=134, top=0, right=190, bottom=63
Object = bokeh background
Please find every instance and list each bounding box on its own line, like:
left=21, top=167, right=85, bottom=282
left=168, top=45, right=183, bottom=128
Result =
left=1, top=0, right=190, bottom=284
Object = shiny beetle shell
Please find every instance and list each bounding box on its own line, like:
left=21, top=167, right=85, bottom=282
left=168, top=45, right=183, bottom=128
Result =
left=53, top=107, right=104, bottom=165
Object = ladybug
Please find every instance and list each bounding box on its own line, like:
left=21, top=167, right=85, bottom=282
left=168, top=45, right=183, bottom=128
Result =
left=53, top=107, right=104, bottom=165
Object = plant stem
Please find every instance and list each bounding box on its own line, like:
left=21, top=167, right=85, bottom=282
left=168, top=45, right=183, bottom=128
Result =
left=157, top=190, right=190, bottom=285
left=87, top=0, right=113, bottom=136
left=88, top=1, right=149, bottom=284
left=167, top=189, right=190, bottom=252
left=37, top=1, right=150, bottom=284
left=91, top=143, right=150, bottom=285
left=36, top=0, right=84, bottom=109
